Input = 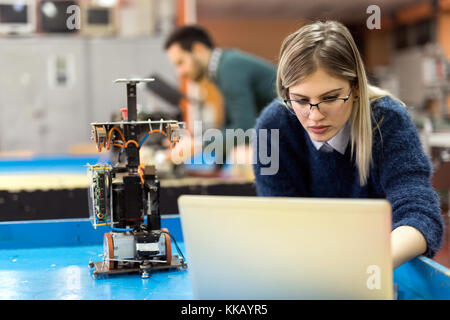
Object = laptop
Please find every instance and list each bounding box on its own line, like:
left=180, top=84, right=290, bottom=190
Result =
left=178, top=195, right=393, bottom=300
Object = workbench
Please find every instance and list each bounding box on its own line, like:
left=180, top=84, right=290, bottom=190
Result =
left=0, top=215, right=449, bottom=300
left=0, top=154, right=448, bottom=300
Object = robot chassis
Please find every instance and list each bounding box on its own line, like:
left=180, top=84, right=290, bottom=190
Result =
left=87, top=79, right=187, bottom=279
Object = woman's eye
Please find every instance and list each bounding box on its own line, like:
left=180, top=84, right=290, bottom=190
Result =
left=295, top=100, right=309, bottom=105
left=323, top=96, right=338, bottom=101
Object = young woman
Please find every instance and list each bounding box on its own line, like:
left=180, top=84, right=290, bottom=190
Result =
left=253, top=21, right=444, bottom=269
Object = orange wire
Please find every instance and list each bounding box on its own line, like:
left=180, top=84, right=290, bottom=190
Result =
left=108, top=127, right=125, bottom=143
left=106, top=127, right=125, bottom=150
left=105, top=127, right=138, bottom=150
left=149, top=129, right=167, bottom=136
left=138, top=164, right=145, bottom=185
left=99, top=127, right=178, bottom=151
left=147, top=129, right=178, bottom=149
left=124, top=140, right=139, bottom=148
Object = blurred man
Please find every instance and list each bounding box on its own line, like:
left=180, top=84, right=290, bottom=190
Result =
left=164, top=26, right=277, bottom=174
left=164, top=25, right=277, bottom=132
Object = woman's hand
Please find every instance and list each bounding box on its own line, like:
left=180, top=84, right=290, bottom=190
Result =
left=391, top=225, right=427, bottom=269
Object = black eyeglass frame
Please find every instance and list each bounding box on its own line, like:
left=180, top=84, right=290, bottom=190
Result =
left=283, top=85, right=355, bottom=113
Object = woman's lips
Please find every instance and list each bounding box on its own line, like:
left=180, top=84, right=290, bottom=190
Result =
left=309, top=126, right=330, bottom=134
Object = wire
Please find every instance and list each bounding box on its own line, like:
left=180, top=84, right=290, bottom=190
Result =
left=138, top=129, right=178, bottom=149
left=111, top=227, right=134, bottom=232
left=100, top=126, right=178, bottom=152
left=94, top=222, right=111, bottom=227
left=106, top=127, right=125, bottom=149
left=139, top=129, right=166, bottom=147
left=105, top=127, right=124, bottom=150
left=160, top=230, right=186, bottom=264
left=138, top=132, right=150, bottom=148
left=137, top=164, right=145, bottom=185
left=104, top=126, right=140, bottom=151
left=124, top=140, right=139, bottom=148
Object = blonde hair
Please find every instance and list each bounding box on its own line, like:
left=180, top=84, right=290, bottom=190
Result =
left=277, top=20, right=399, bottom=186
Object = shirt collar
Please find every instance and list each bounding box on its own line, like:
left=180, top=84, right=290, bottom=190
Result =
left=310, top=120, right=351, bottom=155
left=207, top=48, right=223, bottom=81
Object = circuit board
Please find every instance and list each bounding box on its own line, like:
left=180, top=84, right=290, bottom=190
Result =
left=87, top=164, right=112, bottom=228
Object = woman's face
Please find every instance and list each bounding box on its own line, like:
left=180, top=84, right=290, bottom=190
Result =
left=288, top=68, right=355, bottom=142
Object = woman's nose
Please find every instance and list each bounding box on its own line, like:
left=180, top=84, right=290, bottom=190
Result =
left=308, top=105, right=325, bottom=120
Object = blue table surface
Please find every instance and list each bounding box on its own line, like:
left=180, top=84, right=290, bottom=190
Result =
left=0, top=244, right=192, bottom=300
left=0, top=216, right=193, bottom=300
left=0, top=154, right=221, bottom=300
left=1, top=216, right=449, bottom=300
left=0, top=151, right=448, bottom=300
left=0, top=153, right=220, bottom=174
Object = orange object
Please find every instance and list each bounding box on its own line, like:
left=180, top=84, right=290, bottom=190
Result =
left=103, top=233, right=115, bottom=271
left=396, top=1, right=434, bottom=25
left=106, top=127, right=126, bottom=150
left=101, top=126, right=178, bottom=152
left=137, top=164, right=145, bottom=185
left=439, top=0, right=450, bottom=11
left=124, top=140, right=139, bottom=148
left=149, top=129, right=167, bottom=136
left=161, top=228, right=172, bottom=266
left=147, top=129, right=178, bottom=149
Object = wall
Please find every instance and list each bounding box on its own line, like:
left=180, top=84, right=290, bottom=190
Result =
left=198, top=17, right=305, bottom=64
left=0, top=36, right=177, bottom=154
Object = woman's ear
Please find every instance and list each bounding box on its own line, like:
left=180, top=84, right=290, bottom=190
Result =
left=354, top=85, right=360, bottom=99
left=353, top=90, right=359, bottom=104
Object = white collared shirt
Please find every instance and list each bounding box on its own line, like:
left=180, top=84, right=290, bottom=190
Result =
left=309, top=120, right=351, bottom=155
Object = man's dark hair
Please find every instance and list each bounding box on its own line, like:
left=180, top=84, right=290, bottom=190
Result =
left=164, top=25, right=214, bottom=51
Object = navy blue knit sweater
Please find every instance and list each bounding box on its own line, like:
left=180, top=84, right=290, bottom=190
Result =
left=253, top=96, right=444, bottom=258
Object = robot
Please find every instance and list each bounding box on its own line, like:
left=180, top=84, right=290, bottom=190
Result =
left=87, top=78, right=187, bottom=279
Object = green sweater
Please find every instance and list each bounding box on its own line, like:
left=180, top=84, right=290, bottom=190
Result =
left=213, top=49, right=277, bottom=131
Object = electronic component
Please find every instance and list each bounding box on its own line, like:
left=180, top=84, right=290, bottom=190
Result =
left=91, top=126, right=107, bottom=152
left=87, top=164, right=111, bottom=228
left=87, top=78, right=186, bottom=279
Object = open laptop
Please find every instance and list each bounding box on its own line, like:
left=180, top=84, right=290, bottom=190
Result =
left=178, top=195, right=393, bottom=300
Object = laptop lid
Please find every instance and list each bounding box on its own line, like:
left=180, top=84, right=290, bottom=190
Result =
left=178, top=195, right=393, bottom=300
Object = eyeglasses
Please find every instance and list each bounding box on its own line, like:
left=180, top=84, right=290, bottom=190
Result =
left=284, top=86, right=354, bottom=118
